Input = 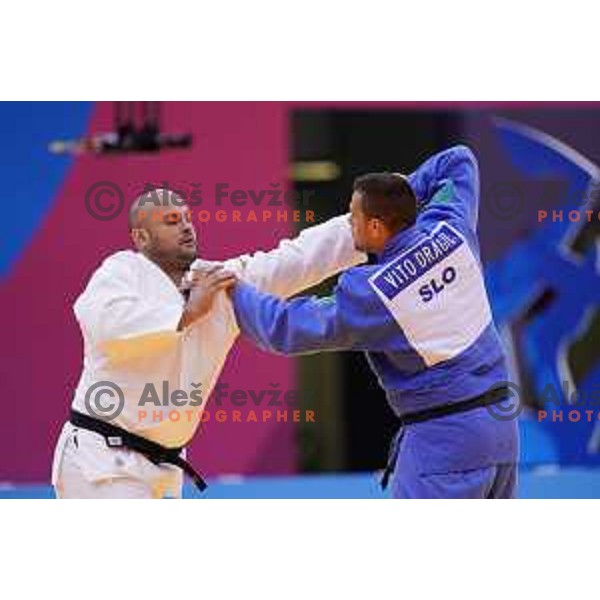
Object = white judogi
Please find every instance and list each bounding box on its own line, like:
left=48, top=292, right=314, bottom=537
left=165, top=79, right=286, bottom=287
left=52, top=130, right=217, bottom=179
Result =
left=52, top=216, right=365, bottom=498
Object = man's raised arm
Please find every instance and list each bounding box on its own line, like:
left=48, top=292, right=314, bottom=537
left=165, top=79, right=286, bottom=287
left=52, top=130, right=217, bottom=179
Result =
left=407, top=145, right=480, bottom=232
left=191, top=215, right=366, bottom=299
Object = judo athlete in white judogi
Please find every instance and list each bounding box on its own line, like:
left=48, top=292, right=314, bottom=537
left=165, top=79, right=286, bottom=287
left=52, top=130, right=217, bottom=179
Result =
left=52, top=189, right=365, bottom=498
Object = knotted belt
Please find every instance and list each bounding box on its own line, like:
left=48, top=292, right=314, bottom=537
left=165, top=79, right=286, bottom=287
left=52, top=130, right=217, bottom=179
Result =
left=70, top=410, right=208, bottom=493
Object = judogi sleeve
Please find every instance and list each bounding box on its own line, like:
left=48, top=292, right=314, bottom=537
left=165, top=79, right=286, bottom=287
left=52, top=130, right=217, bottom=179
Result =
left=219, top=215, right=366, bottom=298
left=408, top=145, right=480, bottom=232
left=74, top=255, right=183, bottom=363
left=231, top=271, right=402, bottom=355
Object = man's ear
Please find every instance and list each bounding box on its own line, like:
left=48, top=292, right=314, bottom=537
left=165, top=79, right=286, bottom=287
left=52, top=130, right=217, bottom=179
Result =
left=130, top=228, right=149, bottom=250
left=371, top=218, right=387, bottom=238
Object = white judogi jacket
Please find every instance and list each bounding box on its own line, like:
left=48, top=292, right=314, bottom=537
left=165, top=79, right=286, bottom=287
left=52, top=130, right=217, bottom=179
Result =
left=52, top=216, right=364, bottom=495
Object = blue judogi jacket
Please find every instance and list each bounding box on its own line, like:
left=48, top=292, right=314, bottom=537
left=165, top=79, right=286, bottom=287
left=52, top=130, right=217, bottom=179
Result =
left=233, top=146, right=518, bottom=475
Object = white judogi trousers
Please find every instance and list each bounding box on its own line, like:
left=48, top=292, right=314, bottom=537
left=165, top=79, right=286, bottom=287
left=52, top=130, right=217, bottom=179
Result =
left=53, top=424, right=183, bottom=498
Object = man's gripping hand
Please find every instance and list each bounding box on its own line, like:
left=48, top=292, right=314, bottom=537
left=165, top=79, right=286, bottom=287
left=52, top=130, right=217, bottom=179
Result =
left=178, top=265, right=237, bottom=330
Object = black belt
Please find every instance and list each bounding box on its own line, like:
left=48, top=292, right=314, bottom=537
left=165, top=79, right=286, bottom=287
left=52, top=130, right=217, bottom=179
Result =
left=70, top=410, right=208, bottom=493
left=380, top=385, right=510, bottom=490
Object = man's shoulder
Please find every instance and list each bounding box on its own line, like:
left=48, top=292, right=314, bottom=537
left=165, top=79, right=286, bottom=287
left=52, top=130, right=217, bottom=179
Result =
left=340, top=262, right=380, bottom=283
left=337, top=264, right=384, bottom=302
left=91, top=250, right=143, bottom=278
left=78, top=251, right=145, bottom=295
left=100, top=249, right=140, bottom=269
left=74, top=251, right=144, bottom=315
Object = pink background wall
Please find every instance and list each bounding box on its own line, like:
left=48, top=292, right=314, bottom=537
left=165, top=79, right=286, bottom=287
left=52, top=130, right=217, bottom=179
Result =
left=0, top=102, right=300, bottom=482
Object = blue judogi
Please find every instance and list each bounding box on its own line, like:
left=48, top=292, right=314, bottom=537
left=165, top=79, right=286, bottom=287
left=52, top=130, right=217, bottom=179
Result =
left=232, top=145, right=519, bottom=498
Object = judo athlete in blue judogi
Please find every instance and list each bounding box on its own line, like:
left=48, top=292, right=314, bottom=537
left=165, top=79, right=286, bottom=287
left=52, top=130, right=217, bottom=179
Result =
left=231, top=145, right=519, bottom=498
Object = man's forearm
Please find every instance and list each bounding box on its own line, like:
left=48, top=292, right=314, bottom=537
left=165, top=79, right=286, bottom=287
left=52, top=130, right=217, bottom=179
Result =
left=221, top=214, right=366, bottom=299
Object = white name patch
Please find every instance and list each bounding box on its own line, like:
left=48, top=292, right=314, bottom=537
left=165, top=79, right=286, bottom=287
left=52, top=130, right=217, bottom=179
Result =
left=369, top=222, right=492, bottom=366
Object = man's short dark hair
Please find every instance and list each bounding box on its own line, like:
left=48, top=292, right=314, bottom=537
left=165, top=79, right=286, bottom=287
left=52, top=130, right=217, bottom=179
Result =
left=353, top=173, right=417, bottom=232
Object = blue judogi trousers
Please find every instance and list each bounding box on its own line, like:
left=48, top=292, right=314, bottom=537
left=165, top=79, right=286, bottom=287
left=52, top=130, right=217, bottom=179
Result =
left=391, top=459, right=517, bottom=499
left=384, top=406, right=519, bottom=499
